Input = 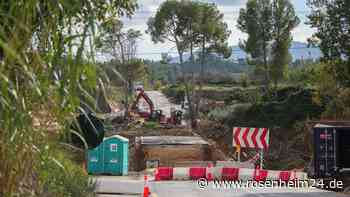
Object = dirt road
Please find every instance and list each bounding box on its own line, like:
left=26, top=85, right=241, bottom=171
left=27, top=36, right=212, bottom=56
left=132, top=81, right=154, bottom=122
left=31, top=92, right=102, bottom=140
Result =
left=142, top=91, right=184, bottom=118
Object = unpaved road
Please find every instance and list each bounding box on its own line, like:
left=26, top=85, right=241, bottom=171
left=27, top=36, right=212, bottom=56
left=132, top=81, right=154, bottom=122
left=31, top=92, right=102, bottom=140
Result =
left=140, top=91, right=184, bottom=118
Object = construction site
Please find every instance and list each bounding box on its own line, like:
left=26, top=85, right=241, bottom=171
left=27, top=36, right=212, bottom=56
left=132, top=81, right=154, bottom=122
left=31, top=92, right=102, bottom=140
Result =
left=2, top=0, right=350, bottom=197
left=82, top=85, right=350, bottom=197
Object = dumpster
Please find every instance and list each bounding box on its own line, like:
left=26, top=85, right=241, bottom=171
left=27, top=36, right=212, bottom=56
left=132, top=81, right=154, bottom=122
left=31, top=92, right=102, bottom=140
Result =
left=87, top=135, right=129, bottom=175
left=313, top=124, right=350, bottom=178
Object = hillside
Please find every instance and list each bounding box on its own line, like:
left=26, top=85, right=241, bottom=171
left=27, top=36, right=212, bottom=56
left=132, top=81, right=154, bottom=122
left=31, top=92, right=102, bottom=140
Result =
left=170, top=41, right=322, bottom=63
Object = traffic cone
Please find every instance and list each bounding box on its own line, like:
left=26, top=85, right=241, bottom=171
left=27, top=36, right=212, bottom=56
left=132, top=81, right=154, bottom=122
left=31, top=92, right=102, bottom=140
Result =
left=143, top=175, right=151, bottom=197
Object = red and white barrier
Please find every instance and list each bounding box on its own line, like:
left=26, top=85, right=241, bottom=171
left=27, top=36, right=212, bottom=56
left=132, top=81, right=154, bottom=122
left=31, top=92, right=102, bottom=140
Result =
left=154, top=167, right=307, bottom=181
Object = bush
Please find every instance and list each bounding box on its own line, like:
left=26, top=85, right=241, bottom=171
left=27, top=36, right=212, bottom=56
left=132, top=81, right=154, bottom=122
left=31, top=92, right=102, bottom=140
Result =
left=225, top=88, right=263, bottom=104
left=208, top=103, right=252, bottom=123
left=39, top=148, right=95, bottom=197
left=239, top=73, right=250, bottom=88
left=227, top=87, right=323, bottom=128
left=144, top=121, right=159, bottom=129
left=154, top=80, right=163, bottom=90
left=162, top=85, right=185, bottom=104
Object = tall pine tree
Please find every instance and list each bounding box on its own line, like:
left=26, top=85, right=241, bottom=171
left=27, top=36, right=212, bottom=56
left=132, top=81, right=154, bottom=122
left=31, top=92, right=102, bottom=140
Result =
left=308, top=0, right=350, bottom=86
left=238, top=0, right=299, bottom=88
left=270, top=0, right=300, bottom=87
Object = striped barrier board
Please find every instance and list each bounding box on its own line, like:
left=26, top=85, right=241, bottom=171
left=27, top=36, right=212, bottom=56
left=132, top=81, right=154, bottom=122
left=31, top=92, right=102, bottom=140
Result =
left=154, top=167, right=307, bottom=182
left=233, top=127, right=270, bottom=150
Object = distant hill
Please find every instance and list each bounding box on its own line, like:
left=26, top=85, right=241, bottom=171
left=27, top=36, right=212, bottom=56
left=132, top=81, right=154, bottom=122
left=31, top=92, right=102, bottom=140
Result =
left=170, top=41, right=322, bottom=64
left=230, top=41, right=322, bottom=61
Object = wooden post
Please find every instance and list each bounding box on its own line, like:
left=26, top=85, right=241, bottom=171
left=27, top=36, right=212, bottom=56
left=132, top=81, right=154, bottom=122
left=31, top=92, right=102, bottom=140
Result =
left=259, top=150, right=263, bottom=169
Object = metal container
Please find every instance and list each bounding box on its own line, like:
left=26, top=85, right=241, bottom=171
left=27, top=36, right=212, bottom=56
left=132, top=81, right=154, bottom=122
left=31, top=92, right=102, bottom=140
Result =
left=313, top=124, right=350, bottom=178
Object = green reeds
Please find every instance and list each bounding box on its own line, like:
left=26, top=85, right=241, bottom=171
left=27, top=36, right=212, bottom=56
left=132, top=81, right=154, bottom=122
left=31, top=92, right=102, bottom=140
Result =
left=0, top=1, right=137, bottom=196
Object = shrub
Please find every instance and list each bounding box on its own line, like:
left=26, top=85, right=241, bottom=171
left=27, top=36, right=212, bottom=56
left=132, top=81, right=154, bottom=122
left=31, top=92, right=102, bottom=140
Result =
left=144, top=121, right=159, bottom=129
left=154, top=80, right=163, bottom=90
left=162, top=85, right=185, bottom=104
left=0, top=1, right=137, bottom=195
left=39, top=148, right=95, bottom=197
left=240, top=73, right=250, bottom=88
left=39, top=147, right=95, bottom=197
left=208, top=103, right=252, bottom=123
left=225, top=88, right=263, bottom=104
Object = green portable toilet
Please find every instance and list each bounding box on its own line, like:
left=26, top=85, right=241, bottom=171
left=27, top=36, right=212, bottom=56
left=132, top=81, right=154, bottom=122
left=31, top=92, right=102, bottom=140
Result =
left=87, top=135, right=129, bottom=175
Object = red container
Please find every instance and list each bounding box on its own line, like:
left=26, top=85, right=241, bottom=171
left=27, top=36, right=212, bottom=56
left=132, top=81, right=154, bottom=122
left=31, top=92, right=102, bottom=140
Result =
left=189, top=167, right=206, bottom=180
left=279, top=171, right=291, bottom=181
left=156, top=167, right=173, bottom=181
left=221, top=167, right=239, bottom=180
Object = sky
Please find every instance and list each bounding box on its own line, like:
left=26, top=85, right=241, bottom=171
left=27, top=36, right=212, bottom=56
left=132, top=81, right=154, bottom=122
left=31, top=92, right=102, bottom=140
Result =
left=121, top=0, right=315, bottom=60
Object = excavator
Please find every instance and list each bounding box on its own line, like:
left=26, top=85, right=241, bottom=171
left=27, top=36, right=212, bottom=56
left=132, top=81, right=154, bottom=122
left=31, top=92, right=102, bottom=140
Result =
left=69, top=88, right=182, bottom=151
left=130, top=88, right=182, bottom=125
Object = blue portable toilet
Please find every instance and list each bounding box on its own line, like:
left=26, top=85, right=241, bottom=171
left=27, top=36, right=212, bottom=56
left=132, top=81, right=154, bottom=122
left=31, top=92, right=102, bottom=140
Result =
left=87, top=135, right=129, bottom=175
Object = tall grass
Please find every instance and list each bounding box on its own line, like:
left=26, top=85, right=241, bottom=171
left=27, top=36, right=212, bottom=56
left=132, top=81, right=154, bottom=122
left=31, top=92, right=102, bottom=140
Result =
left=0, top=1, right=137, bottom=196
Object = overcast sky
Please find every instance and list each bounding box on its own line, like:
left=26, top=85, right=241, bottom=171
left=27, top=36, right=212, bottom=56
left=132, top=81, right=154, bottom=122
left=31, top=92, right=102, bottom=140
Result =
left=121, top=0, right=314, bottom=60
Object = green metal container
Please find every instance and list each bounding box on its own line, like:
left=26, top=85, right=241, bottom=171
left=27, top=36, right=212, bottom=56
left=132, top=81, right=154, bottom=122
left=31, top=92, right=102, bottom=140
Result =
left=87, top=135, right=129, bottom=175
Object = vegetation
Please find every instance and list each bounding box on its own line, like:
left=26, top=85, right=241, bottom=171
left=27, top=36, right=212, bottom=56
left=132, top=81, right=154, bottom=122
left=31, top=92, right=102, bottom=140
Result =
left=97, top=19, right=146, bottom=118
left=144, top=60, right=172, bottom=85
left=206, top=86, right=323, bottom=169
left=146, top=57, right=250, bottom=88
left=237, top=0, right=300, bottom=88
left=147, top=0, right=231, bottom=128
left=307, top=0, right=350, bottom=119
left=1, top=0, right=350, bottom=193
left=38, top=148, right=95, bottom=197
left=162, top=84, right=186, bottom=104
left=0, top=0, right=137, bottom=196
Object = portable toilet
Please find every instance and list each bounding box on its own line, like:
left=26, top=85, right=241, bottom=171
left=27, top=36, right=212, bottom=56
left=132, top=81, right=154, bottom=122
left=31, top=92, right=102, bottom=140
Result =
left=87, top=135, right=129, bottom=175
left=87, top=146, right=103, bottom=174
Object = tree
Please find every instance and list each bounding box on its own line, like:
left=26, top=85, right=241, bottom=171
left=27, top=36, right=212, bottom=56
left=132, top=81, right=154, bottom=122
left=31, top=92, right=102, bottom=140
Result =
left=191, top=2, right=231, bottom=115
left=117, top=59, right=146, bottom=91
left=238, top=0, right=273, bottom=88
left=98, top=19, right=142, bottom=63
left=147, top=0, right=198, bottom=127
left=270, top=0, right=300, bottom=87
left=307, top=0, right=350, bottom=86
left=97, top=19, right=143, bottom=118
left=196, top=3, right=231, bottom=61
left=147, top=0, right=190, bottom=71
left=307, top=0, right=350, bottom=119
left=237, top=0, right=299, bottom=88
left=147, top=0, right=231, bottom=128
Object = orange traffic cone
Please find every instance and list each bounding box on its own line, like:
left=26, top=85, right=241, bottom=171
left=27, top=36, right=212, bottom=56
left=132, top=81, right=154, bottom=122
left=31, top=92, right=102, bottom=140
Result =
left=143, top=175, right=151, bottom=197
